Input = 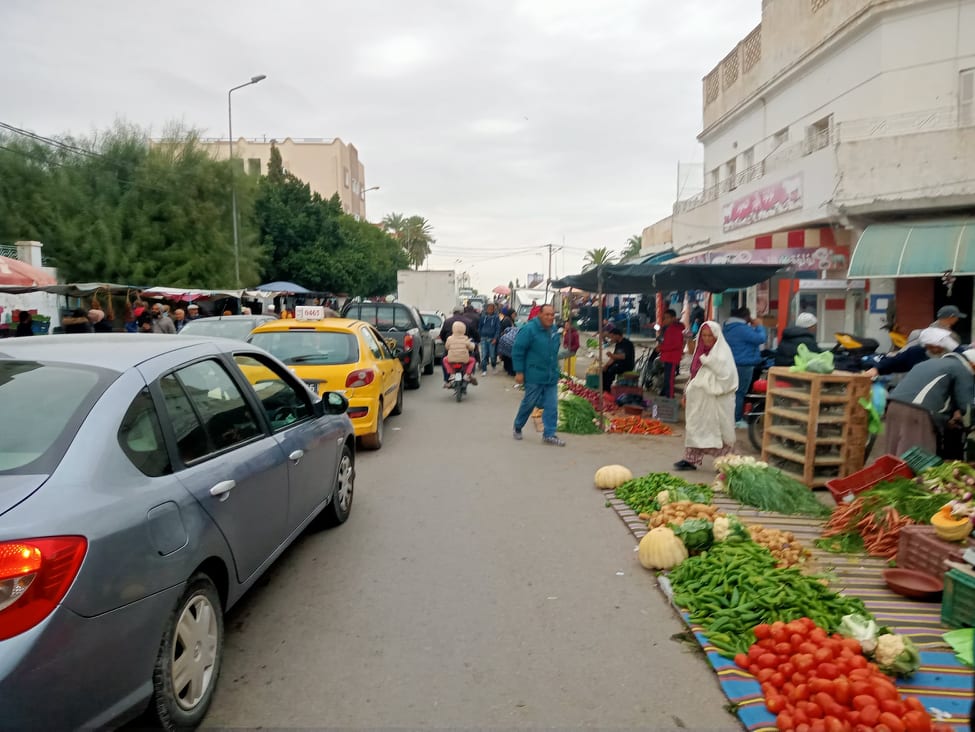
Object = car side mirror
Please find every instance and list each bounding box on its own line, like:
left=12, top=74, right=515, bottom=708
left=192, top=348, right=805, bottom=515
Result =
left=319, top=391, right=349, bottom=415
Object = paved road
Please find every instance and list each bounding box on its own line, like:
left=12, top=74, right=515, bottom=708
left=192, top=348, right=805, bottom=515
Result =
left=203, top=367, right=737, bottom=729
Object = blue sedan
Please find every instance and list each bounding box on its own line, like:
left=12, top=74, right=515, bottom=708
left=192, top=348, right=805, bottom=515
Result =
left=0, top=335, right=355, bottom=728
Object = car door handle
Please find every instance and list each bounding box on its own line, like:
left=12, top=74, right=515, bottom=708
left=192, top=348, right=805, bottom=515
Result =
left=209, top=480, right=236, bottom=502
left=289, top=449, right=304, bottom=463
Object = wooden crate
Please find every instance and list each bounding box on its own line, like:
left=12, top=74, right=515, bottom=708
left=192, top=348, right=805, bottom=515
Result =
left=760, top=368, right=872, bottom=488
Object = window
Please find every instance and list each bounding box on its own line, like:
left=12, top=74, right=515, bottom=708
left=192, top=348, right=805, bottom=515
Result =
left=741, top=147, right=754, bottom=169
left=359, top=327, right=384, bottom=360
left=348, top=304, right=416, bottom=331
left=160, top=360, right=262, bottom=463
left=249, top=330, right=358, bottom=365
left=726, top=158, right=737, bottom=189
left=706, top=168, right=720, bottom=190
left=352, top=179, right=359, bottom=194
left=344, top=168, right=351, bottom=187
left=805, top=115, right=832, bottom=153
left=118, top=389, right=171, bottom=477
left=247, top=158, right=262, bottom=176
left=234, top=354, right=312, bottom=430
left=961, top=69, right=974, bottom=126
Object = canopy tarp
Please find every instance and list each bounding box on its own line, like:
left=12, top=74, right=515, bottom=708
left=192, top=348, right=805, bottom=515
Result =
left=140, top=286, right=242, bottom=301
left=550, top=263, right=786, bottom=294
left=255, top=281, right=311, bottom=294
left=848, top=219, right=975, bottom=278
left=0, top=282, right=142, bottom=296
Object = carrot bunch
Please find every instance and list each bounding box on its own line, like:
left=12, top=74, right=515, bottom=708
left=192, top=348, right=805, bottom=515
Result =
left=608, top=416, right=672, bottom=436
left=818, top=498, right=913, bottom=559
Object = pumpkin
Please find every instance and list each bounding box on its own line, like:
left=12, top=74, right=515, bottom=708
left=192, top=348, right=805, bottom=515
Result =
left=931, top=505, right=972, bottom=542
left=638, top=526, right=688, bottom=570
left=594, top=464, right=633, bottom=489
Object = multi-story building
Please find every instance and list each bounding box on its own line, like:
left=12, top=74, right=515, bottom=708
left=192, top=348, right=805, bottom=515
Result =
left=197, top=137, right=371, bottom=220
left=670, top=0, right=975, bottom=346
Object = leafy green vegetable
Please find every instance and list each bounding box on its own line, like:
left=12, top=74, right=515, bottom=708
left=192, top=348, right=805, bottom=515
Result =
left=672, top=518, right=714, bottom=552
left=722, top=464, right=831, bottom=517
left=557, top=395, right=602, bottom=434
left=661, top=483, right=713, bottom=507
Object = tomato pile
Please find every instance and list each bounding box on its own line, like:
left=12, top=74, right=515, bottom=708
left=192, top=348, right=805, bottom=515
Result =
left=608, top=415, right=672, bottom=435
left=734, top=618, right=947, bottom=732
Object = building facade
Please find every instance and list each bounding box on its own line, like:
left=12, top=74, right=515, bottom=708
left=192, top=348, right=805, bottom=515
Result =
left=670, top=0, right=975, bottom=346
left=197, top=137, right=370, bottom=220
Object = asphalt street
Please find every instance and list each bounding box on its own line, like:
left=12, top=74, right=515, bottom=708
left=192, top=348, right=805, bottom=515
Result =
left=202, top=366, right=738, bottom=730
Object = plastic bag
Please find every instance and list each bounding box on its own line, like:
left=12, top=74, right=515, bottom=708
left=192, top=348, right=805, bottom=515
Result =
left=858, top=397, right=884, bottom=435
left=943, top=628, right=974, bottom=667
left=790, top=343, right=835, bottom=374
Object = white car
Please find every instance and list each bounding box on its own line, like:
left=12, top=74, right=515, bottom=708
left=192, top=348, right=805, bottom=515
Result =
left=420, top=311, right=445, bottom=362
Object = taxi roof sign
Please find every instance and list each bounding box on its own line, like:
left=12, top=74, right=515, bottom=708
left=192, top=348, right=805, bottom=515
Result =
left=295, top=305, right=325, bottom=321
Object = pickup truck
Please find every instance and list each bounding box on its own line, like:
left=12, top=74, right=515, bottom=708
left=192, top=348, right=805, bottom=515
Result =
left=341, top=301, right=435, bottom=388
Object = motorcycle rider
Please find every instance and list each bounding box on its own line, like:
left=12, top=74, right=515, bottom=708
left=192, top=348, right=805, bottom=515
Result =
left=443, top=321, right=478, bottom=387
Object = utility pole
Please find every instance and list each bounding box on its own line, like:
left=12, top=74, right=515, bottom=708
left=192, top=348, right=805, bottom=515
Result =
left=543, top=242, right=562, bottom=302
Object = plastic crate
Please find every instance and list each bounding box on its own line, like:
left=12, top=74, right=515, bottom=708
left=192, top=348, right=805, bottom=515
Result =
left=897, top=525, right=974, bottom=578
left=585, top=374, right=601, bottom=389
left=941, top=568, right=975, bottom=628
left=900, top=446, right=943, bottom=475
left=825, top=454, right=914, bottom=504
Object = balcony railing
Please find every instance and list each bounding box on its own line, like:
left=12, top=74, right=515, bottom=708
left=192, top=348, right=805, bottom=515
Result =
left=0, top=245, right=18, bottom=259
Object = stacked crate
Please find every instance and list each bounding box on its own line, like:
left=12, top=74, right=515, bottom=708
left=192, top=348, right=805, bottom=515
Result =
left=760, top=367, right=873, bottom=488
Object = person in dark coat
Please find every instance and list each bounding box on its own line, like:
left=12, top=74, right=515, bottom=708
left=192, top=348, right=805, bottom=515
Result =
left=62, top=309, right=93, bottom=334
left=774, top=312, right=821, bottom=367
left=15, top=311, right=33, bottom=337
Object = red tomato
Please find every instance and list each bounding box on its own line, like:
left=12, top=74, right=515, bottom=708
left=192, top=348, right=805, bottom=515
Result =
left=776, top=711, right=794, bottom=731
left=832, top=678, right=851, bottom=705
left=791, top=683, right=811, bottom=702
left=902, top=710, right=932, bottom=732
left=810, top=628, right=828, bottom=643
left=754, top=623, right=772, bottom=640
left=817, top=662, right=840, bottom=680
left=792, top=672, right=808, bottom=686
left=809, top=720, right=826, bottom=732
left=841, top=637, right=862, bottom=653
left=824, top=716, right=845, bottom=732
left=758, top=668, right=776, bottom=683
left=858, top=705, right=881, bottom=725
left=795, top=654, right=815, bottom=673
left=850, top=681, right=871, bottom=696
left=782, top=682, right=796, bottom=697
left=749, top=645, right=765, bottom=661
left=770, top=672, right=786, bottom=689
left=734, top=653, right=750, bottom=670
left=802, top=701, right=823, bottom=719
left=878, top=712, right=905, bottom=732
left=749, top=664, right=761, bottom=676
left=809, top=678, right=833, bottom=695
left=871, top=681, right=898, bottom=702
left=853, top=726, right=873, bottom=732
left=758, top=653, right=779, bottom=669
left=799, top=642, right=819, bottom=655
left=791, top=633, right=806, bottom=649
left=876, top=725, right=893, bottom=732
left=813, top=646, right=835, bottom=664
left=849, top=668, right=872, bottom=680
left=796, top=725, right=811, bottom=732
left=775, top=642, right=793, bottom=656
left=813, top=692, right=835, bottom=714
left=903, top=697, right=925, bottom=714
left=880, top=700, right=905, bottom=717
left=780, top=662, right=796, bottom=678
left=766, top=694, right=787, bottom=714
left=852, top=696, right=877, bottom=711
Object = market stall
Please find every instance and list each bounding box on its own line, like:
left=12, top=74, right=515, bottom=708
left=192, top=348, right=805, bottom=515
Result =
left=595, top=454, right=975, bottom=731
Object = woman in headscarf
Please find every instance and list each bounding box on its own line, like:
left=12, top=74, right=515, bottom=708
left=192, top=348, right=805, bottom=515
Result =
left=674, top=321, right=739, bottom=471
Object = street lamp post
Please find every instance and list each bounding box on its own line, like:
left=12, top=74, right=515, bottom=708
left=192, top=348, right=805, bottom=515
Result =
left=228, top=74, right=267, bottom=288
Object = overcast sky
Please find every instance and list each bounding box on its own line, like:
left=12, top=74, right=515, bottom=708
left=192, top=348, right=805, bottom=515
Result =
left=2, top=0, right=760, bottom=292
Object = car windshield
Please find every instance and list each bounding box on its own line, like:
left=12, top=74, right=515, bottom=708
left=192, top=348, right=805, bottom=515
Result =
left=250, top=330, right=359, bottom=365
left=0, top=360, right=114, bottom=473
left=179, top=318, right=264, bottom=341
left=421, top=313, right=442, bottom=330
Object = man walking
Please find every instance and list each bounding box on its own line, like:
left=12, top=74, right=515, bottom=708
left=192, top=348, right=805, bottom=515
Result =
left=723, top=307, right=766, bottom=428
left=478, top=302, right=501, bottom=375
left=512, top=304, right=565, bottom=446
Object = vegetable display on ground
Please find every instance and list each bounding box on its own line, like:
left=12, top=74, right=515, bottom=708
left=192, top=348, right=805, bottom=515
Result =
left=613, top=472, right=709, bottom=515
left=607, top=415, right=672, bottom=435
left=557, top=394, right=602, bottom=434
left=669, top=543, right=870, bottom=657
left=715, top=455, right=831, bottom=517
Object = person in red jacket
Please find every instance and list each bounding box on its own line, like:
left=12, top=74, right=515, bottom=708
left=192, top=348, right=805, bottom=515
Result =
left=658, top=308, right=685, bottom=398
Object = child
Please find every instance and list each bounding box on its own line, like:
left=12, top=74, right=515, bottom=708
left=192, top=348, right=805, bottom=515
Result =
left=443, top=321, right=478, bottom=386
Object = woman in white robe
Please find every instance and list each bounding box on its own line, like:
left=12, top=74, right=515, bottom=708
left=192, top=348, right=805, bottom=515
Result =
left=674, top=321, right=738, bottom=471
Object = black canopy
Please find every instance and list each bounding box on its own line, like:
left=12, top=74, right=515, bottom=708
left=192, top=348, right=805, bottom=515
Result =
left=551, top=263, right=786, bottom=294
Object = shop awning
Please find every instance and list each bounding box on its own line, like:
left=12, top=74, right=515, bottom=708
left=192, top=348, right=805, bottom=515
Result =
left=848, top=219, right=975, bottom=278
left=550, top=263, right=785, bottom=295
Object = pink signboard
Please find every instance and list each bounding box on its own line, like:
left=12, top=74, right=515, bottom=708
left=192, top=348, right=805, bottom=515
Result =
left=679, top=246, right=849, bottom=273
left=723, top=174, right=803, bottom=232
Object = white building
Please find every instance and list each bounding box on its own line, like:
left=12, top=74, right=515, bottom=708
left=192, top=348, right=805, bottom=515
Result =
left=671, top=0, right=975, bottom=346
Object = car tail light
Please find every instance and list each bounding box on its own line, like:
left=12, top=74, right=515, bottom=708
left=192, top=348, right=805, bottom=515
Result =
left=347, top=406, right=369, bottom=419
left=0, top=537, right=87, bottom=641
left=345, top=369, right=376, bottom=388
left=404, top=333, right=414, bottom=351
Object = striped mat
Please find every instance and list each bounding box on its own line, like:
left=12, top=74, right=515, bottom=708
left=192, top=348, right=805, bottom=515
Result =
left=608, top=490, right=975, bottom=730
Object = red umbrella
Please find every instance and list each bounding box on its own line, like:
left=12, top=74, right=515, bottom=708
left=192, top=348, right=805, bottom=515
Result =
left=0, top=255, right=57, bottom=286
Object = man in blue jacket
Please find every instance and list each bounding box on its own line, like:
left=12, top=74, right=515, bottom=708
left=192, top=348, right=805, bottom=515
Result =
left=512, top=303, right=565, bottom=446
left=723, top=307, right=767, bottom=428
left=478, top=302, right=501, bottom=375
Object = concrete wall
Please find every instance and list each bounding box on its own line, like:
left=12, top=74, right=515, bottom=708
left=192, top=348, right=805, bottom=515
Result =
left=199, top=137, right=369, bottom=220
left=640, top=216, right=673, bottom=253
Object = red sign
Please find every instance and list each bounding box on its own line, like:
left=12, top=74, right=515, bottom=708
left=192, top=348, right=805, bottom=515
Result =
left=723, top=175, right=803, bottom=232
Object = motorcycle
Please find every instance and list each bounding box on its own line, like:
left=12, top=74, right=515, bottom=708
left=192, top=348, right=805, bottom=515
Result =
left=450, top=369, right=468, bottom=402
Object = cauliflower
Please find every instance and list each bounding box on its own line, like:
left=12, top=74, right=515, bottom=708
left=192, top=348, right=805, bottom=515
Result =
left=838, top=614, right=879, bottom=654
left=713, top=515, right=751, bottom=543
left=874, top=633, right=921, bottom=677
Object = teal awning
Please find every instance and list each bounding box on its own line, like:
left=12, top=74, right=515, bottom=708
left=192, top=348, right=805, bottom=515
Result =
left=848, top=219, right=975, bottom=278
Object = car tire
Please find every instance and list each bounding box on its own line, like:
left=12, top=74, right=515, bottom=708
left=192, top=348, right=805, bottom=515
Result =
left=423, top=349, right=434, bottom=375
left=152, top=573, right=224, bottom=731
left=391, top=378, right=404, bottom=415
left=316, top=444, right=354, bottom=528
left=406, top=363, right=422, bottom=390
left=360, top=402, right=384, bottom=450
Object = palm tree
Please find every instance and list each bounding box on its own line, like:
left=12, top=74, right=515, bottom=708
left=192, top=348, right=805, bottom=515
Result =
left=582, top=247, right=616, bottom=272
left=622, top=234, right=643, bottom=260
left=380, top=212, right=406, bottom=237
left=402, top=215, right=435, bottom=270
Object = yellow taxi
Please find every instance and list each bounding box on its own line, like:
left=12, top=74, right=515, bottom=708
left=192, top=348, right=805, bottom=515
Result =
left=248, top=307, right=404, bottom=449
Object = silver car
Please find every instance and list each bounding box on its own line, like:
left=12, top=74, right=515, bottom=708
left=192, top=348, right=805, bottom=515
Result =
left=0, top=335, right=355, bottom=729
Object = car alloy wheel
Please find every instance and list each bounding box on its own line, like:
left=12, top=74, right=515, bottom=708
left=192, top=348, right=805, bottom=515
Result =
left=153, top=574, right=224, bottom=728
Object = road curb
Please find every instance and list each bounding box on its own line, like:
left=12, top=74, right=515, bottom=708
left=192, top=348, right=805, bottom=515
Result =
left=603, top=489, right=648, bottom=540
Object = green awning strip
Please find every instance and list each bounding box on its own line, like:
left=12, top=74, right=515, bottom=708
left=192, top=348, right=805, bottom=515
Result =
left=848, top=219, right=975, bottom=278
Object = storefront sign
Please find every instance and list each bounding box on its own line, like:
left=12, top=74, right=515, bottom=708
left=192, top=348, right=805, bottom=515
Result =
left=681, top=246, right=848, bottom=273
left=723, top=175, right=803, bottom=233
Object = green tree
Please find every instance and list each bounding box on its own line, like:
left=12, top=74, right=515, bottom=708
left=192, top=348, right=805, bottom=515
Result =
left=622, top=234, right=643, bottom=260
left=402, top=215, right=435, bottom=269
left=582, top=247, right=616, bottom=272
left=266, top=143, right=285, bottom=184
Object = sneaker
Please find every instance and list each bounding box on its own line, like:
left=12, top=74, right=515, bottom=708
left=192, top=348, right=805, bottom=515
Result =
left=481, top=370, right=488, bottom=376
left=542, top=436, right=566, bottom=447
left=735, top=420, right=749, bottom=429
left=513, top=429, right=523, bottom=441
left=673, top=459, right=697, bottom=471
left=470, top=375, right=478, bottom=385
